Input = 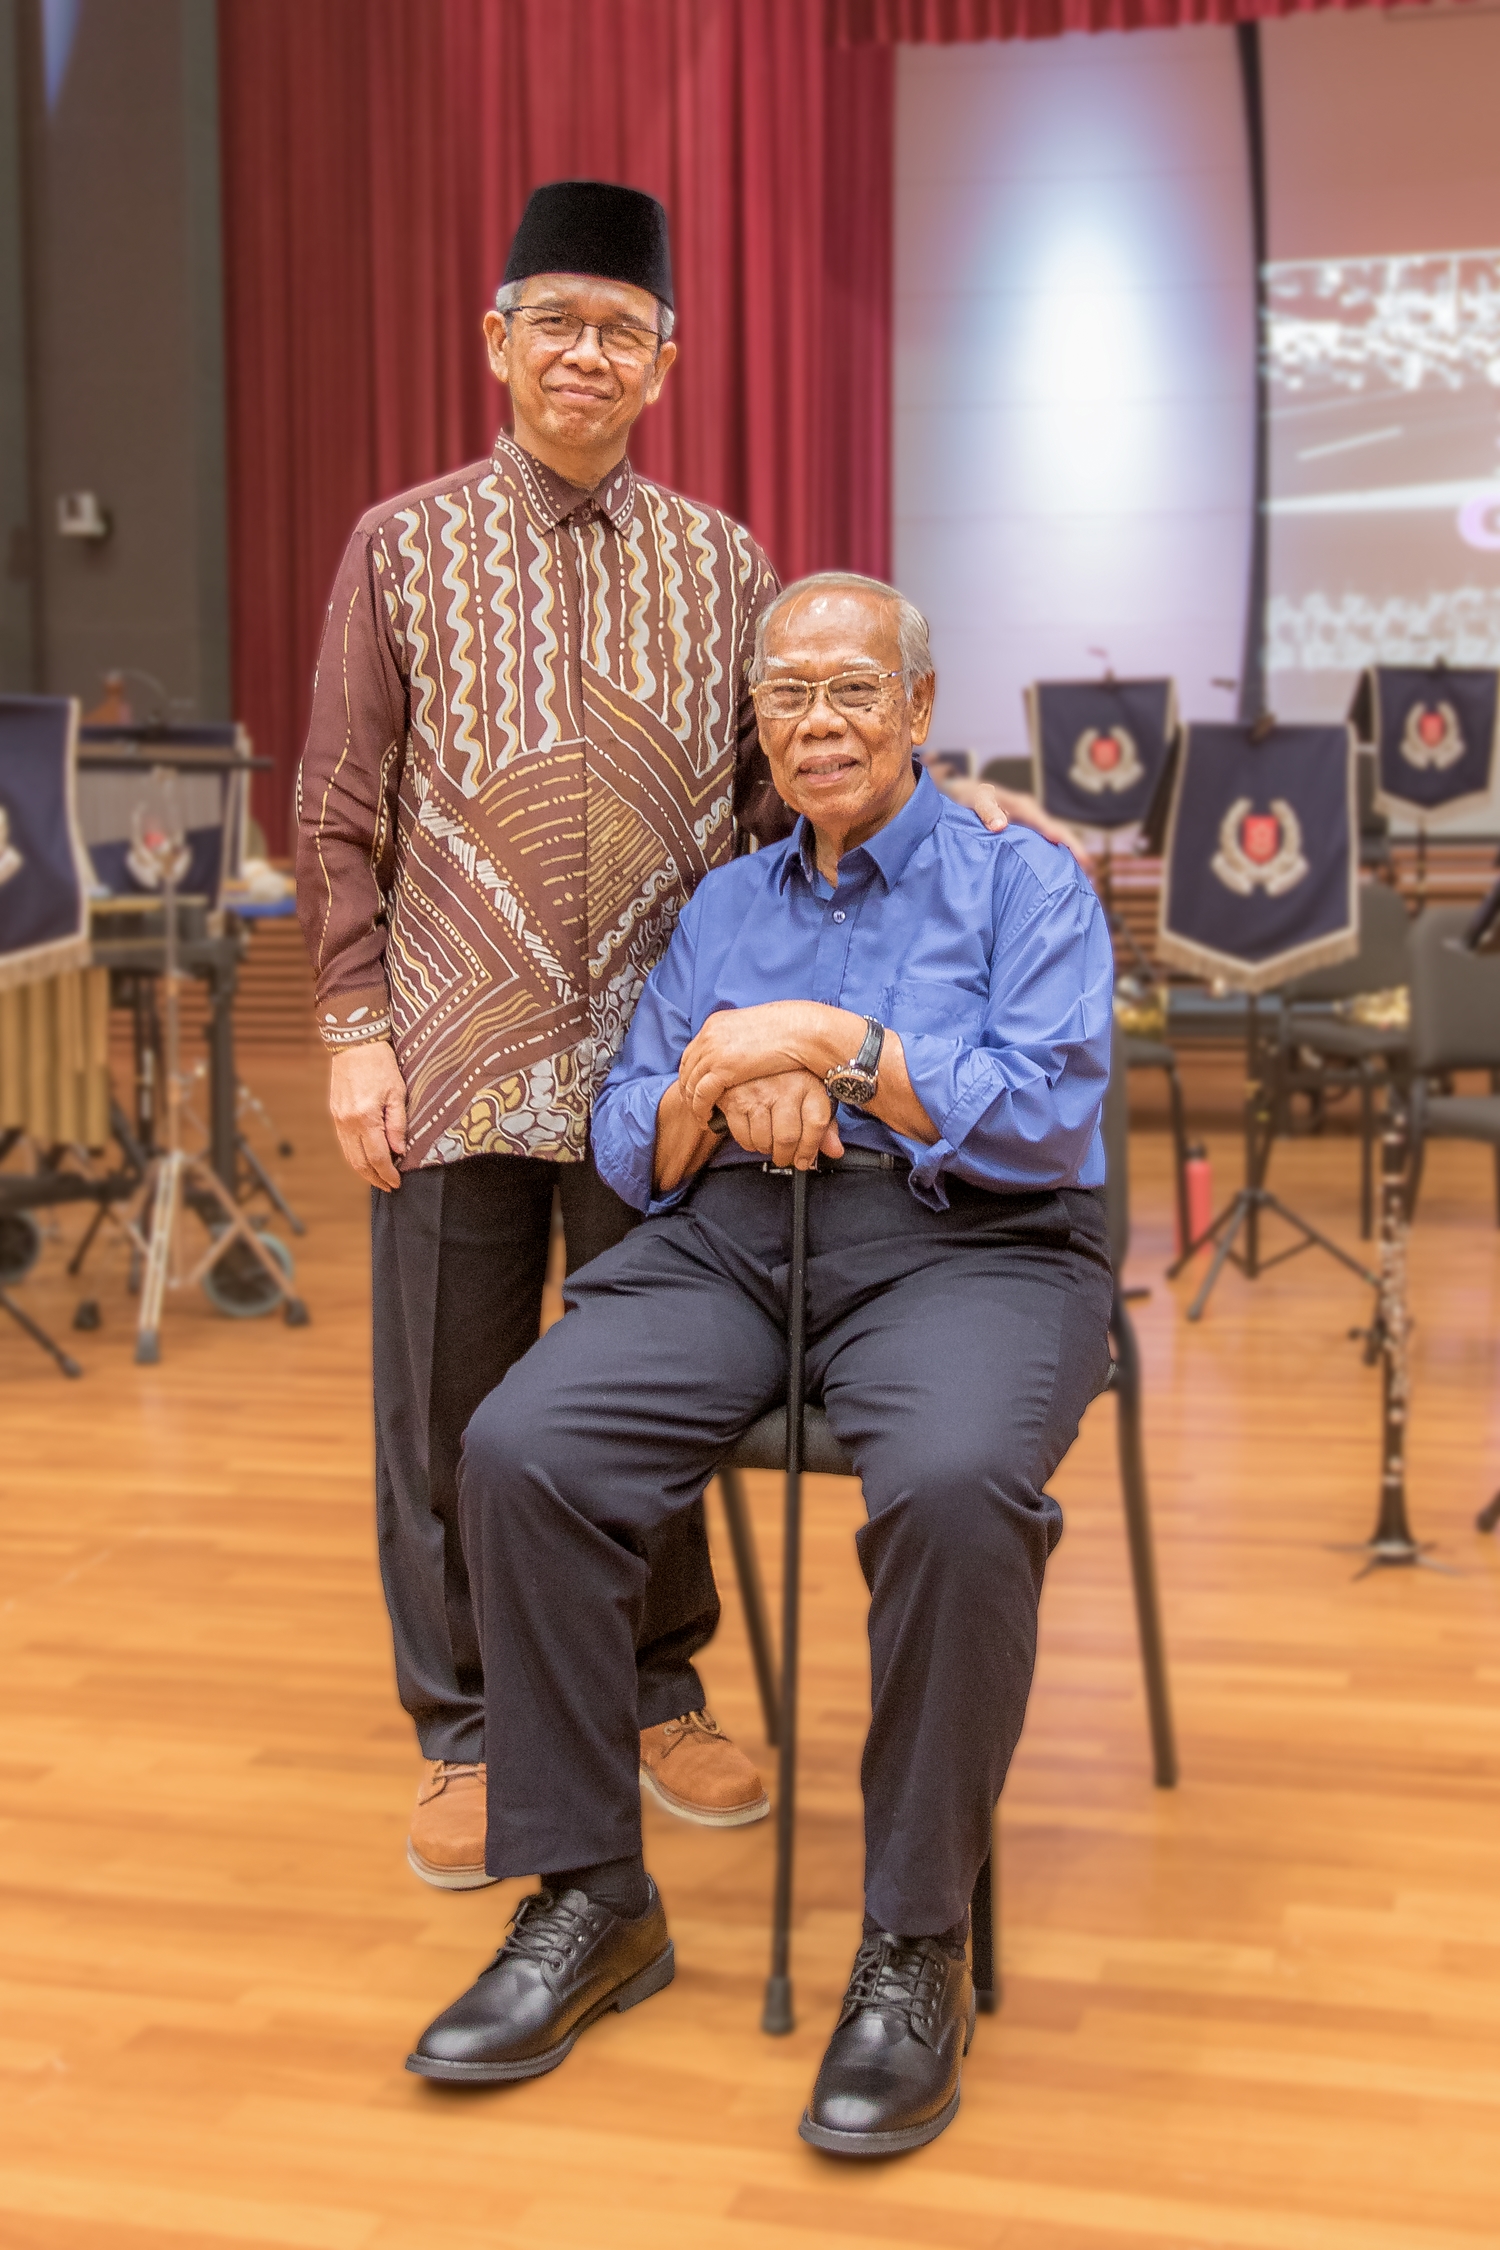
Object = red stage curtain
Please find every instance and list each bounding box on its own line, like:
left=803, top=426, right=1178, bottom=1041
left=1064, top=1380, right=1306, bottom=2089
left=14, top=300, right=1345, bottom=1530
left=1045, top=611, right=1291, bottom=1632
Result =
left=218, top=0, right=892, bottom=851
left=830, top=0, right=1463, bottom=37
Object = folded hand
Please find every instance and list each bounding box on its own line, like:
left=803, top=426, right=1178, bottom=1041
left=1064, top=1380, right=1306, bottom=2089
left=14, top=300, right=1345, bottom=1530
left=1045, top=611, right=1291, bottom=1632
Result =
left=679, top=1000, right=830, bottom=1123
left=718, top=1071, right=845, bottom=1172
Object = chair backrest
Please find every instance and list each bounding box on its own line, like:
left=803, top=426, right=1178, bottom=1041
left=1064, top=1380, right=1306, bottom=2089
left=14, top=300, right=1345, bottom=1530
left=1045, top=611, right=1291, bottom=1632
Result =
left=1104, top=1020, right=1129, bottom=1274
left=981, top=756, right=1036, bottom=795
left=1282, top=877, right=1409, bottom=1002
left=1408, top=904, right=1500, bottom=1075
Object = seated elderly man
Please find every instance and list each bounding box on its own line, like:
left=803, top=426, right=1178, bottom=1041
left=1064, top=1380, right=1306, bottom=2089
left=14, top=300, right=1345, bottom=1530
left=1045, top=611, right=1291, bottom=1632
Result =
left=407, top=572, right=1113, bottom=2156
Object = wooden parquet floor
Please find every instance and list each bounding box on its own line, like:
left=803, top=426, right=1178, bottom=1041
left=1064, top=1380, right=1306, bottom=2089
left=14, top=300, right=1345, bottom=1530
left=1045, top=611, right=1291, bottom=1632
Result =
left=2, top=1056, right=1498, bottom=2250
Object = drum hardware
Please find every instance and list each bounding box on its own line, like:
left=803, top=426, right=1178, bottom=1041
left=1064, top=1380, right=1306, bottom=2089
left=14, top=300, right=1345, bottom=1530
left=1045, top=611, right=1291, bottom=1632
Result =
left=181, top=1064, right=306, bottom=1237
left=121, top=770, right=309, bottom=1363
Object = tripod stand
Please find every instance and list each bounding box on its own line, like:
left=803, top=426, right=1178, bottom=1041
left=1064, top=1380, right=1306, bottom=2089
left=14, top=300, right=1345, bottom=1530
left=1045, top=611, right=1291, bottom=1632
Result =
left=1167, top=992, right=1377, bottom=1322
left=125, top=777, right=308, bottom=1363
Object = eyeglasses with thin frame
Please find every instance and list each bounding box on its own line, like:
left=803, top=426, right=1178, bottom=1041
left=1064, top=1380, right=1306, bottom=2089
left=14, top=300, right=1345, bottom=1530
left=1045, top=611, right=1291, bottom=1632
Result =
left=749, top=670, right=904, bottom=724
left=508, top=306, right=663, bottom=366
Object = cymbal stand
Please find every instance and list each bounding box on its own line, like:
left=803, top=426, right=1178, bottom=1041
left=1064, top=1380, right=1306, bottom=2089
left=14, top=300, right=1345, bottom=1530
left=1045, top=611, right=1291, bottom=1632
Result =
left=1166, top=993, right=1377, bottom=1322
left=1336, top=1081, right=1452, bottom=1576
left=126, top=775, right=307, bottom=1363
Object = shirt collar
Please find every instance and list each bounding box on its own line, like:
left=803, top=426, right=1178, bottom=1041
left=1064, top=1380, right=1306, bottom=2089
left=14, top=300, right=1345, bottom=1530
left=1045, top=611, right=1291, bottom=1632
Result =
left=492, top=430, right=637, bottom=532
left=777, top=765, right=945, bottom=894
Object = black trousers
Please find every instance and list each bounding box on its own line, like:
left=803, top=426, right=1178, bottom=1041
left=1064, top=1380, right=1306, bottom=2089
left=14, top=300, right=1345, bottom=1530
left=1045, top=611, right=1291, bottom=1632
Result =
left=459, top=1162, right=1113, bottom=1933
left=371, top=1148, right=720, bottom=1763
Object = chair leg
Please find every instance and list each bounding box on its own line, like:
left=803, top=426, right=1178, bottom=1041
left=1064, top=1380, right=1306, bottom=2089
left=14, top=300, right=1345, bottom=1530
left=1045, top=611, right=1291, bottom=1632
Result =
left=1109, top=1292, right=1177, bottom=1788
left=1406, top=1125, right=1426, bottom=1222
left=970, top=1831, right=999, bottom=2015
left=716, top=1467, right=780, bottom=1747
left=1164, top=1061, right=1191, bottom=1261
left=1359, top=1069, right=1375, bottom=1241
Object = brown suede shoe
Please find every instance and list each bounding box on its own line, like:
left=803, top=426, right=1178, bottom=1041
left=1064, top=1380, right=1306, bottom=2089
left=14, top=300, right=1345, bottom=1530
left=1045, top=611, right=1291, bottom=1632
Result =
left=407, top=1760, right=499, bottom=1890
left=639, top=1709, right=769, bottom=1827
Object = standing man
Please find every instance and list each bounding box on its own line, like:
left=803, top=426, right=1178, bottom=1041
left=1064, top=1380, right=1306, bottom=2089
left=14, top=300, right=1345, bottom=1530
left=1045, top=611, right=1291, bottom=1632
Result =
left=297, top=182, right=783, bottom=1885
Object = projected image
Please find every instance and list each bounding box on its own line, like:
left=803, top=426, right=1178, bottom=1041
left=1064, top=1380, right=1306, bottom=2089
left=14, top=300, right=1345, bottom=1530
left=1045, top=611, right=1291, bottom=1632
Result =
left=1265, top=250, right=1500, bottom=726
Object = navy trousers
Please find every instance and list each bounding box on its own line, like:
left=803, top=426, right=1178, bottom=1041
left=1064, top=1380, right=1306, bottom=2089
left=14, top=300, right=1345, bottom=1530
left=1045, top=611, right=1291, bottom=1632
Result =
left=459, top=1161, right=1113, bottom=1934
left=371, top=1146, right=720, bottom=1763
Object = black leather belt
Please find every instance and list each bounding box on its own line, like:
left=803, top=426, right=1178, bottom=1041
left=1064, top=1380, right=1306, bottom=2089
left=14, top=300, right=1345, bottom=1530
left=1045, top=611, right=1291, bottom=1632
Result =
left=761, top=1146, right=907, bottom=1177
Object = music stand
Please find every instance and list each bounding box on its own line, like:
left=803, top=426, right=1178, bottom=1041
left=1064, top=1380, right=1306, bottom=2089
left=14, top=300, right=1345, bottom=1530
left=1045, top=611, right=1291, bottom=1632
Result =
left=1158, top=719, right=1377, bottom=1321
left=123, top=769, right=308, bottom=1363
left=1350, top=665, right=1500, bottom=911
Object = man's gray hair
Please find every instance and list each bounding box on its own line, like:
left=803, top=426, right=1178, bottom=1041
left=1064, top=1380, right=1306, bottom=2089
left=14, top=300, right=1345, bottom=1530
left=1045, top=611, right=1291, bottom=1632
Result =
left=493, top=277, right=676, bottom=344
left=748, top=572, right=933, bottom=692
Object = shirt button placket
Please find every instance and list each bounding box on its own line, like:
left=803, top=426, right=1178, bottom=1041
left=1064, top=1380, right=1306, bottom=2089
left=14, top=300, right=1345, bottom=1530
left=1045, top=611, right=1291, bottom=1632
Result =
left=812, top=878, right=860, bottom=1007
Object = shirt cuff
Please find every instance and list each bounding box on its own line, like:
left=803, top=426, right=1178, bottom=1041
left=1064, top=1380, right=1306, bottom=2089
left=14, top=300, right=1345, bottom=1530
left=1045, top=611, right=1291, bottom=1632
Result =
left=316, top=989, right=393, bottom=1049
left=592, top=1072, right=677, bottom=1213
left=896, top=1030, right=998, bottom=1154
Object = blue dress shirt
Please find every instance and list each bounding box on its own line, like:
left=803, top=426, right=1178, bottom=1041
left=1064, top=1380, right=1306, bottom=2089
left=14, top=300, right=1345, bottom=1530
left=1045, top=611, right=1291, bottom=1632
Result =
left=592, top=769, right=1113, bottom=1215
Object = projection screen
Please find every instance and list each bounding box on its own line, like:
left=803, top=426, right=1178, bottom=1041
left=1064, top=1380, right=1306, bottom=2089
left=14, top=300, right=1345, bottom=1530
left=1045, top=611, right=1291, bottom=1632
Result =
left=1263, top=6, right=1500, bottom=829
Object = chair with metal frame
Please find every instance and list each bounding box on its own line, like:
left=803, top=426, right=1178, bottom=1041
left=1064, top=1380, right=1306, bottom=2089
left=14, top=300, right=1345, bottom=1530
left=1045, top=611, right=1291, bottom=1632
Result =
left=713, top=1025, right=1176, bottom=2036
left=1405, top=904, right=1500, bottom=1224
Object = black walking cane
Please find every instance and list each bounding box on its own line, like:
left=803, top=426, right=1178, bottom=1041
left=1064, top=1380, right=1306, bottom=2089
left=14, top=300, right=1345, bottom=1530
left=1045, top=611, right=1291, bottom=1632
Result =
left=762, top=1159, right=810, bottom=2034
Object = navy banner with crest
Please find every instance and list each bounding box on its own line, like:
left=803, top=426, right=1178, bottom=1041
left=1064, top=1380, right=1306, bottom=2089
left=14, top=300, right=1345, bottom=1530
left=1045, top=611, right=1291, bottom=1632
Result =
left=1157, top=722, right=1358, bottom=994
left=0, top=697, right=92, bottom=992
left=1348, top=665, right=1500, bottom=824
left=1025, top=677, right=1178, bottom=831
left=76, top=724, right=249, bottom=910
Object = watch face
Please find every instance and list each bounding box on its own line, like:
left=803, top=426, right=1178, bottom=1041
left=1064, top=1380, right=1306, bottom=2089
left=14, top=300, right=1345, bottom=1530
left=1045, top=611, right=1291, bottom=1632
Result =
left=826, top=1066, right=879, bottom=1107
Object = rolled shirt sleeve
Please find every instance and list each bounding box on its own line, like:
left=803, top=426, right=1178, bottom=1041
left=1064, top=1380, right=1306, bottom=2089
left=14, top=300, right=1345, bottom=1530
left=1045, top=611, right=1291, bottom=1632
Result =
left=896, top=875, right=1114, bottom=1207
left=591, top=889, right=705, bottom=1213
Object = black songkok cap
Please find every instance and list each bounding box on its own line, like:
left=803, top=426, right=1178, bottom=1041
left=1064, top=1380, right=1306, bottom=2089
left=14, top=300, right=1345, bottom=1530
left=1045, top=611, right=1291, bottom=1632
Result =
left=503, top=180, right=674, bottom=310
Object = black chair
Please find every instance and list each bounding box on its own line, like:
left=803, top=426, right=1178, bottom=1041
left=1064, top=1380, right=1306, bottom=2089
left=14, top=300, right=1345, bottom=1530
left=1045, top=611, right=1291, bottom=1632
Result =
left=1406, top=905, right=1500, bottom=1223
left=979, top=756, right=1036, bottom=795
left=1119, top=1026, right=1191, bottom=1255
left=1277, top=878, right=1412, bottom=1238
left=715, top=1030, right=1176, bottom=2034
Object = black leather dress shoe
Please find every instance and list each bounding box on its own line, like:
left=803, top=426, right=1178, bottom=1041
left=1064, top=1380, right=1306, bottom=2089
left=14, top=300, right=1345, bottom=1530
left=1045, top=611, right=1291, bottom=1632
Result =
left=800, top=1929, right=975, bottom=2156
left=406, top=1881, right=674, bottom=2084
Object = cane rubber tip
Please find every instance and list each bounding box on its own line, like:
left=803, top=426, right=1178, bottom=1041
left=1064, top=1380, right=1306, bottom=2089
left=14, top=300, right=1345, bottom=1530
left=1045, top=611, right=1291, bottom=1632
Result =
left=761, top=1976, right=794, bottom=2035
left=976, top=1989, right=998, bottom=2015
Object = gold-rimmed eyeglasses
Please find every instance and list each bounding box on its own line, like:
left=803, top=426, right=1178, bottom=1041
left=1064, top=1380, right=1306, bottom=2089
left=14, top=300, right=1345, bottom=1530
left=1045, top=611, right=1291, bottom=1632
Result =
left=749, top=670, right=904, bottom=724
left=508, top=307, right=663, bottom=366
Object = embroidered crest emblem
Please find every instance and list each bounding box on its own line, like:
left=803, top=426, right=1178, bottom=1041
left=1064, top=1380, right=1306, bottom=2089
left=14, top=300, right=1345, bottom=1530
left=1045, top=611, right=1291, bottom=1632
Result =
left=1211, top=797, right=1309, bottom=898
left=1399, top=699, right=1464, bottom=771
left=0, top=804, right=22, bottom=888
left=1069, top=725, right=1144, bottom=794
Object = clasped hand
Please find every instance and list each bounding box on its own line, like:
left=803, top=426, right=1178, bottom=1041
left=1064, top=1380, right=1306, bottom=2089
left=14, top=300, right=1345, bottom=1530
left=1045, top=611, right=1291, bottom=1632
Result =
left=679, top=1002, right=847, bottom=1172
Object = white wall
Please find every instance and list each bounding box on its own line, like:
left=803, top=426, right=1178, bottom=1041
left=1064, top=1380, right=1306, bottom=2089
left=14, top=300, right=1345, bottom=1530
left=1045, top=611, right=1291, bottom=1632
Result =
left=894, top=30, right=1256, bottom=768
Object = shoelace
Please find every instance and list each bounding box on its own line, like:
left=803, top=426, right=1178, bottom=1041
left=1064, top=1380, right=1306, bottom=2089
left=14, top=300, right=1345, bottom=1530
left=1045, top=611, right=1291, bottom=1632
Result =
left=841, top=1932, right=942, bottom=2021
left=489, top=1888, right=598, bottom=1977
left=654, top=1710, right=723, bottom=1762
left=428, top=1759, right=484, bottom=1789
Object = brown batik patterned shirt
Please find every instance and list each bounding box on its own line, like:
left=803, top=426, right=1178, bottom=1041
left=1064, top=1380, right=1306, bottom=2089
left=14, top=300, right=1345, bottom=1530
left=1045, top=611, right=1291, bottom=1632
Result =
left=296, top=434, right=787, bottom=1169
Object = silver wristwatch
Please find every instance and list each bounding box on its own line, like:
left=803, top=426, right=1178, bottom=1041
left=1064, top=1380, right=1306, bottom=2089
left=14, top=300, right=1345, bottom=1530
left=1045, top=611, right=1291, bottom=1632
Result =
left=824, top=1016, right=885, bottom=1108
